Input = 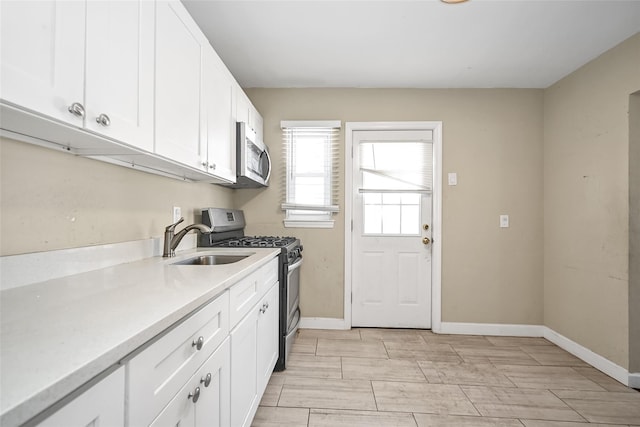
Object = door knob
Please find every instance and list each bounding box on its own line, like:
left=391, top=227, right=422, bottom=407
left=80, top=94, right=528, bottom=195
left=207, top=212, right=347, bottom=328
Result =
left=422, top=237, right=430, bottom=245
left=423, top=224, right=429, bottom=230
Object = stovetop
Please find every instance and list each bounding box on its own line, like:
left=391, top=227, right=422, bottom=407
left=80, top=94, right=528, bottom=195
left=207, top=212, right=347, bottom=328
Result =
left=212, top=236, right=298, bottom=248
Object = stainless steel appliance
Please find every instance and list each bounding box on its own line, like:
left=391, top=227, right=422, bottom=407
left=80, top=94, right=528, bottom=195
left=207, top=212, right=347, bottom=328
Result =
left=199, top=208, right=302, bottom=371
left=222, top=122, right=271, bottom=188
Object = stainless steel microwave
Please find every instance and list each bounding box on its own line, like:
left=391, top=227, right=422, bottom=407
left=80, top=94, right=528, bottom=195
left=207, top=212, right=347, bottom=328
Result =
left=223, top=122, right=271, bottom=188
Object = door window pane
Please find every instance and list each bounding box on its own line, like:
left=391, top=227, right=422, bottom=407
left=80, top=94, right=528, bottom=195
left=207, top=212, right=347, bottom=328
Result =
left=362, top=192, right=420, bottom=236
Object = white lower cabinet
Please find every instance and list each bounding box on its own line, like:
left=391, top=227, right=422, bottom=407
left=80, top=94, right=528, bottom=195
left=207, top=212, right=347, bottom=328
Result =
left=25, top=256, right=279, bottom=427
left=149, top=337, right=230, bottom=427
left=35, top=367, right=124, bottom=427
left=231, top=282, right=279, bottom=427
left=257, top=284, right=279, bottom=395
left=127, top=291, right=230, bottom=427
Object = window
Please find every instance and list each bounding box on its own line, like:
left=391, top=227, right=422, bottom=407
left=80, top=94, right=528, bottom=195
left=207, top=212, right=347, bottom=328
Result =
left=359, top=138, right=433, bottom=236
left=281, top=120, right=341, bottom=228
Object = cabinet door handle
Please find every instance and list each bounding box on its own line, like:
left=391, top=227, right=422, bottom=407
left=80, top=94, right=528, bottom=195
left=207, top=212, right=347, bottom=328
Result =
left=67, top=102, right=85, bottom=118
left=192, top=336, right=204, bottom=350
left=188, top=387, right=201, bottom=403
left=96, top=113, right=111, bottom=127
left=209, top=163, right=216, bottom=170
left=200, top=373, right=212, bottom=387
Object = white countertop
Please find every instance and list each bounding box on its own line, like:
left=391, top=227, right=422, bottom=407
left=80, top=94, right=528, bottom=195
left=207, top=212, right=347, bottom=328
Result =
left=0, top=247, right=280, bottom=427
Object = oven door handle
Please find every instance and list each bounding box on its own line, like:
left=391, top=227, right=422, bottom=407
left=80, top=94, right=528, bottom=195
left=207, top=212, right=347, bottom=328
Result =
left=288, top=257, right=303, bottom=272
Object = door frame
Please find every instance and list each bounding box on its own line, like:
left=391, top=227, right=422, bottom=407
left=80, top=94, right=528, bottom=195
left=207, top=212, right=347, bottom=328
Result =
left=344, top=121, right=443, bottom=332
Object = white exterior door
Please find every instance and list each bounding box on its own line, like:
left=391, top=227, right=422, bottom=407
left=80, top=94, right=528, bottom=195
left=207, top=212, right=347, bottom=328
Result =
left=352, top=130, right=434, bottom=328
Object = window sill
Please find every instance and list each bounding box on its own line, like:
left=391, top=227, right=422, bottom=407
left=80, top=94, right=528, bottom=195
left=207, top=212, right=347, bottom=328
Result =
left=284, top=219, right=335, bottom=229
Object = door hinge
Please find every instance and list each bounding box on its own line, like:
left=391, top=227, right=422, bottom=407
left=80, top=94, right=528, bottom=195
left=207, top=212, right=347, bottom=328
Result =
left=351, top=219, right=353, bottom=231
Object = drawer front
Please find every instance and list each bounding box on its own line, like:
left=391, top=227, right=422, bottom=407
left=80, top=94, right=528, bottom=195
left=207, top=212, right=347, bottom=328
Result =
left=127, top=291, right=229, bottom=427
left=229, top=258, right=278, bottom=328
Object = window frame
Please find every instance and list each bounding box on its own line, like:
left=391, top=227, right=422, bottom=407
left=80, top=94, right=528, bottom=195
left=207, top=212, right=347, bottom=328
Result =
left=281, top=120, right=341, bottom=228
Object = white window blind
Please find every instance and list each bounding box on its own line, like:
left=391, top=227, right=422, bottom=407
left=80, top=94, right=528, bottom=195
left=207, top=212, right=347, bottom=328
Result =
left=281, top=120, right=340, bottom=227
left=359, top=139, right=433, bottom=193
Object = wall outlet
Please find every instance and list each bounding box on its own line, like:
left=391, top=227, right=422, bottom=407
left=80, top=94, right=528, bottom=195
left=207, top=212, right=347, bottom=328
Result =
left=448, top=172, right=458, bottom=186
left=500, top=214, right=509, bottom=228
left=172, top=206, right=182, bottom=223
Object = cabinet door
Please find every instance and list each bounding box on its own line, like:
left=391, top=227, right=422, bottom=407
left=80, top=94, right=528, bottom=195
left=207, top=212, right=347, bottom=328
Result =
left=0, top=0, right=85, bottom=126
left=235, top=86, right=250, bottom=126
left=195, top=338, right=231, bottom=427
left=155, top=0, right=207, bottom=171
left=36, top=367, right=124, bottom=427
left=230, top=306, right=259, bottom=427
left=253, top=107, right=264, bottom=144
left=257, top=283, right=279, bottom=396
left=84, top=0, right=155, bottom=151
left=203, top=48, right=236, bottom=182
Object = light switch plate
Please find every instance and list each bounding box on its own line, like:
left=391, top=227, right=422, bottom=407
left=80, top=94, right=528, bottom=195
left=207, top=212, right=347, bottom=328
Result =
left=500, top=214, right=509, bottom=228
left=448, top=172, right=458, bottom=186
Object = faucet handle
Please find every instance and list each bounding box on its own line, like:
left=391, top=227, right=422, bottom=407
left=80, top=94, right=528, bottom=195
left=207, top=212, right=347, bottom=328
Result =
left=166, top=217, right=185, bottom=232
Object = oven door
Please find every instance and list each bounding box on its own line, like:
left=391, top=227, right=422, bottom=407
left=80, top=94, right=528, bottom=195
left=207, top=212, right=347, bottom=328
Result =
left=286, top=256, right=302, bottom=331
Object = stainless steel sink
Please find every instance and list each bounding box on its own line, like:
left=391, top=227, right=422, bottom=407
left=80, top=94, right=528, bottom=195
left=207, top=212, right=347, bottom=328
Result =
left=171, top=254, right=249, bottom=266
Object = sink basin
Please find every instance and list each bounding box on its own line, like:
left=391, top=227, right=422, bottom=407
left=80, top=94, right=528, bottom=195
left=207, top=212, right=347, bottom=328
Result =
left=171, top=254, right=249, bottom=266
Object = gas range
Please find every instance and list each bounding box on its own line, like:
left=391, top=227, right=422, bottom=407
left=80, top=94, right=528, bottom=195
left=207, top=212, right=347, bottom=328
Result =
left=197, top=208, right=302, bottom=372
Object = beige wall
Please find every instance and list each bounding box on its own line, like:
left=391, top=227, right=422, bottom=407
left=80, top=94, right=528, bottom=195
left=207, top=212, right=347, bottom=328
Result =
left=244, top=88, right=544, bottom=323
left=543, top=33, right=640, bottom=369
left=630, top=91, right=640, bottom=373
left=0, top=137, right=234, bottom=256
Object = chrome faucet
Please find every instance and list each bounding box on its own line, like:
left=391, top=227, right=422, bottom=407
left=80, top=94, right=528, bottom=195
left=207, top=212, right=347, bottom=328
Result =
left=163, top=217, right=212, bottom=257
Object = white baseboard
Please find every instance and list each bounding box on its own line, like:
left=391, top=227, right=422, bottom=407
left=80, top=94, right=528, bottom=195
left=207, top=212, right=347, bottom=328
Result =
left=436, top=321, right=631, bottom=387
left=542, top=326, right=629, bottom=386
left=629, top=372, right=640, bottom=389
left=300, top=317, right=349, bottom=330
left=439, top=322, right=544, bottom=337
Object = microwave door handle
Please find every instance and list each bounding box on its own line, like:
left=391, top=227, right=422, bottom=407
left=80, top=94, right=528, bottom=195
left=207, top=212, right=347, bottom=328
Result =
left=263, top=149, right=272, bottom=183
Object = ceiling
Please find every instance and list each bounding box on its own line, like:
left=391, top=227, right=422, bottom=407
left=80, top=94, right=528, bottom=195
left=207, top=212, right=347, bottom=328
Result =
left=181, top=0, right=640, bottom=89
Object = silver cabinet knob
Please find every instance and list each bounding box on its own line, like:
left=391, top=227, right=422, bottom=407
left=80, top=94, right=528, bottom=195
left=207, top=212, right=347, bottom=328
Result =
left=200, top=373, right=212, bottom=387
left=192, top=336, right=204, bottom=350
left=209, top=163, right=216, bottom=170
left=96, top=113, right=110, bottom=127
left=202, top=162, right=208, bottom=167
left=188, top=387, right=201, bottom=403
left=67, top=102, right=85, bottom=118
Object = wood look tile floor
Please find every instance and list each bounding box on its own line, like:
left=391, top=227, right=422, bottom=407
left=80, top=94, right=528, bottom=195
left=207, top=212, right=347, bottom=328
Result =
left=251, top=329, right=640, bottom=427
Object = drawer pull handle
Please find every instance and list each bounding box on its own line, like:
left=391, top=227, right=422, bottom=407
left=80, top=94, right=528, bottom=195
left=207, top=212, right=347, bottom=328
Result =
left=201, top=373, right=212, bottom=387
left=188, top=387, right=201, bottom=403
left=192, top=336, right=204, bottom=350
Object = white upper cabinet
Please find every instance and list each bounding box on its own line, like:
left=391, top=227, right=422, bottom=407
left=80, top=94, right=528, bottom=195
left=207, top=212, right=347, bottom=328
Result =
left=0, top=1, right=85, bottom=126
left=84, top=1, right=155, bottom=151
left=203, top=49, right=236, bottom=183
left=155, top=0, right=207, bottom=172
left=0, top=0, right=155, bottom=151
left=235, top=86, right=250, bottom=127
left=1, top=0, right=263, bottom=184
